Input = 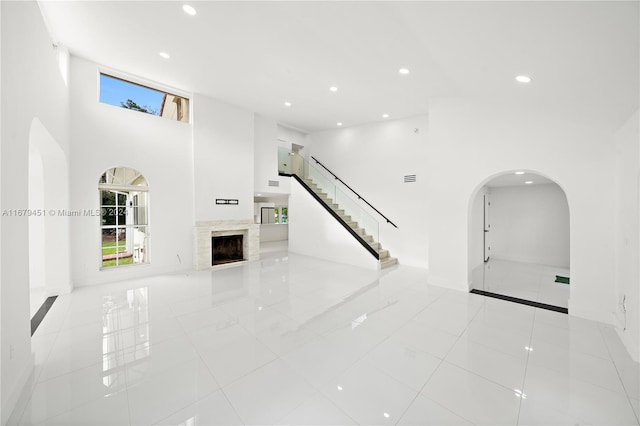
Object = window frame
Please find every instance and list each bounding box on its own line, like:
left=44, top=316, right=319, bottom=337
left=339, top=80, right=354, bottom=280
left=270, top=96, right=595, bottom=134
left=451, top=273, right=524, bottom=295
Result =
left=97, top=68, right=192, bottom=123
left=99, top=168, right=150, bottom=270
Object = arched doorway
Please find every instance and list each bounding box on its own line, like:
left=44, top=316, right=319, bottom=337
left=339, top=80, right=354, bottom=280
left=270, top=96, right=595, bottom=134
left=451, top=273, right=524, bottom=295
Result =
left=468, top=170, right=570, bottom=311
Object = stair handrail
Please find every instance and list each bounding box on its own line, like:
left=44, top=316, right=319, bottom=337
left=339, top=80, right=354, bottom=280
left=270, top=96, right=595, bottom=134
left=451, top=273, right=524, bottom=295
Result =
left=310, top=156, right=398, bottom=229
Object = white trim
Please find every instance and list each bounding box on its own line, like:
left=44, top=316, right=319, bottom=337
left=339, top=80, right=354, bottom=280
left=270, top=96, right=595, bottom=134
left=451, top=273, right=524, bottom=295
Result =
left=98, top=184, right=149, bottom=192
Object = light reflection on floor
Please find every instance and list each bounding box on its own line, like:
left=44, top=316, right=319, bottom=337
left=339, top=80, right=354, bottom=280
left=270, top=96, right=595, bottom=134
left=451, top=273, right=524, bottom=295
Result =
left=10, top=245, right=638, bottom=425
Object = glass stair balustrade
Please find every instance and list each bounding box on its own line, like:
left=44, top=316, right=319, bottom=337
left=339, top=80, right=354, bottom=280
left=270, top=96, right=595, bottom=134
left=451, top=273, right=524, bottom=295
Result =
left=279, top=149, right=398, bottom=269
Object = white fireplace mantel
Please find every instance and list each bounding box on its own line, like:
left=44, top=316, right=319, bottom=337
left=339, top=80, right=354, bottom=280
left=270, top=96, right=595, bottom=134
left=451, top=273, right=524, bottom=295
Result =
left=194, top=220, right=260, bottom=270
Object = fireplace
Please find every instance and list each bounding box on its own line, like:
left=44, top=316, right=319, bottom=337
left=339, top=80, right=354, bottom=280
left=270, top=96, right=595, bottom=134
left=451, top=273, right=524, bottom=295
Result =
left=212, top=234, right=244, bottom=265
left=194, top=220, right=259, bottom=270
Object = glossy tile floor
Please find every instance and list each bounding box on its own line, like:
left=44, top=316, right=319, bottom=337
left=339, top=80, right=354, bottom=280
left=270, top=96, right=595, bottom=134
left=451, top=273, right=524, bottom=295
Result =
left=11, top=244, right=639, bottom=425
left=471, top=259, right=571, bottom=309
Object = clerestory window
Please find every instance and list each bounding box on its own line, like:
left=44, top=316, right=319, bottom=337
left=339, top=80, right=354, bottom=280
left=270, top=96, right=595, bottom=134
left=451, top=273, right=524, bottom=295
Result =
left=99, top=73, right=190, bottom=123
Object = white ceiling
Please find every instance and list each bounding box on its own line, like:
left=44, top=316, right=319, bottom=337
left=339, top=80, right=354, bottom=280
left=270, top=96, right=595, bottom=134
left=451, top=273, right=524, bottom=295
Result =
left=38, top=1, right=639, bottom=133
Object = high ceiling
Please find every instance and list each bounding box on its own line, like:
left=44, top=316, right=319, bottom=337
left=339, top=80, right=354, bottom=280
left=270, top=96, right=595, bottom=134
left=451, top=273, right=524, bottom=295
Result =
left=38, top=1, right=639, bottom=133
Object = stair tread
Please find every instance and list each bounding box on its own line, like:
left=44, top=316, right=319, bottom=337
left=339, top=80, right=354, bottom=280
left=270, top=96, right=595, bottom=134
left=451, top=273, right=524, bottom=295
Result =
left=302, top=176, right=396, bottom=268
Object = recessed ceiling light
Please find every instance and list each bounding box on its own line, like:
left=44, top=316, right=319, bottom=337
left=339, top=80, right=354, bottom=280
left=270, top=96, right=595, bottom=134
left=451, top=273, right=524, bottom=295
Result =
left=329, top=86, right=338, bottom=92
left=515, top=75, right=532, bottom=83
left=182, top=4, right=197, bottom=15
left=515, top=171, right=525, bottom=175
left=337, top=122, right=343, bottom=126
left=383, top=413, right=390, bottom=419
left=284, top=102, right=292, bottom=107
left=337, top=385, right=343, bottom=391
left=382, top=114, right=389, bottom=118
left=525, top=181, right=533, bottom=184
left=256, top=193, right=262, bottom=196
left=159, top=52, right=171, bottom=59
left=399, top=68, right=410, bottom=75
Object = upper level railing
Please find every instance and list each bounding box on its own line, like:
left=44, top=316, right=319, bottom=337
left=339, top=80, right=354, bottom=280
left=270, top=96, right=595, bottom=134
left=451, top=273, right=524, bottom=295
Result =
left=309, top=156, right=398, bottom=229
left=278, top=147, right=381, bottom=243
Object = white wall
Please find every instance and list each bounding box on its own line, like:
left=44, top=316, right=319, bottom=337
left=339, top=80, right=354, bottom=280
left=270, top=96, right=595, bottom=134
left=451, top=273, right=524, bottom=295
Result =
left=614, top=110, right=639, bottom=361
left=488, top=183, right=569, bottom=268
left=260, top=224, right=288, bottom=242
left=1, top=2, right=70, bottom=423
left=193, top=95, right=254, bottom=222
left=29, top=119, right=70, bottom=296
left=28, top=147, right=46, bottom=293
left=289, top=179, right=379, bottom=271
left=308, top=116, right=429, bottom=268
left=428, top=98, right=616, bottom=324
left=278, top=124, right=307, bottom=148
left=254, top=115, right=290, bottom=195
left=70, top=57, right=194, bottom=286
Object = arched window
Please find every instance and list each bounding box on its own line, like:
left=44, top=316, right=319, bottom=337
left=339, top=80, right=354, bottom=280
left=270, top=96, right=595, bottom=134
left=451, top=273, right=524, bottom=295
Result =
left=99, top=167, right=148, bottom=268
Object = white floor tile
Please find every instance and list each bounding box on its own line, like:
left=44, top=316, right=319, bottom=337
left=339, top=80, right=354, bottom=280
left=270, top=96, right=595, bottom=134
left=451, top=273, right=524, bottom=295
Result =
left=601, top=325, right=640, bottom=399
left=275, top=393, right=357, bottom=425
left=126, top=358, right=219, bottom=425
left=445, top=337, right=528, bottom=390
left=282, top=324, right=383, bottom=388
left=176, top=305, right=232, bottom=333
left=394, top=320, right=459, bottom=359
left=359, top=338, right=441, bottom=392
left=35, top=391, right=130, bottom=426
left=223, top=359, right=316, bottom=425
left=123, top=334, right=200, bottom=387
left=320, top=361, right=418, bottom=425
left=19, top=363, right=127, bottom=425
left=197, top=331, right=277, bottom=387
left=462, top=321, right=532, bottom=359
left=421, top=362, right=521, bottom=425
left=517, top=397, right=591, bottom=425
left=631, top=398, right=640, bottom=422
left=531, top=320, right=611, bottom=360
left=13, top=249, right=638, bottom=426
left=412, top=300, right=480, bottom=337
left=523, top=364, right=638, bottom=425
left=397, top=393, right=473, bottom=425
left=154, top=390, right=243, bottom=425
left=527, top=337, right=626, bottom=395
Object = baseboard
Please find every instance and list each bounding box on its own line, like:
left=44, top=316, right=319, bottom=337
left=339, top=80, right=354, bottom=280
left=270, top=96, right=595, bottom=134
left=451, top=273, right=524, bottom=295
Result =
left=1, top=353, right=35, bottom=426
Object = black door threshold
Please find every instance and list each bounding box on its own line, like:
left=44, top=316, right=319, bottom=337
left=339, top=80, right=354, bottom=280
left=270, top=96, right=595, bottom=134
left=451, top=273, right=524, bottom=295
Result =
left=470, top=289, right=568, bottom=314
left=31, top=295, right=58, bottom=336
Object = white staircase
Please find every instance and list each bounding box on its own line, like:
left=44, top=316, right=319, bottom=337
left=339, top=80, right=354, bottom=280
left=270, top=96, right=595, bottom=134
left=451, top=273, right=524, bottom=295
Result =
left=303, top=178, right=398, bottom=269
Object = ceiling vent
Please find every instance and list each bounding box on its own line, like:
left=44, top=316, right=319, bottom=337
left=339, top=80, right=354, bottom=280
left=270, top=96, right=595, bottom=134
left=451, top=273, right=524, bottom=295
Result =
left=268, top=180, right=280, bottom=187
left=404, top=174, right=417, bottom=183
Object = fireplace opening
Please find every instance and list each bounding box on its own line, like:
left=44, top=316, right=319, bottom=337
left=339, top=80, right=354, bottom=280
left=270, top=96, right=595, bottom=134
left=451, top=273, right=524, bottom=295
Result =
left=212, top=235, right=244, bottom=266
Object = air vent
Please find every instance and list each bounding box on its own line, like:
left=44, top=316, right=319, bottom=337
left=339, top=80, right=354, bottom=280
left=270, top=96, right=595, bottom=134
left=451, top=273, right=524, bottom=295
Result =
left=404, top=174, right=417, bottom=183
left=268, top=180, right=280, bottom=187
